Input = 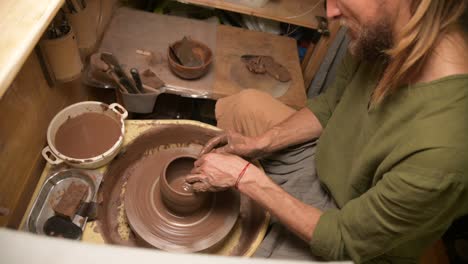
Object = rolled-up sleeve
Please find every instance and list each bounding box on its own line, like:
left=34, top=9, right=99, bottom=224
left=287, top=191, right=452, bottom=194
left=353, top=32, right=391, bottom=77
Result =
left=309, top=155, right=468, bottom=262
left=306, top=53, right=359, bottom=128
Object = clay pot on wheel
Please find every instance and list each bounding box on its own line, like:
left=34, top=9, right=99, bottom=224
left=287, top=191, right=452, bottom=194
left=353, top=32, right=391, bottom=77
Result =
left=160, top=155, right=211, bottom=215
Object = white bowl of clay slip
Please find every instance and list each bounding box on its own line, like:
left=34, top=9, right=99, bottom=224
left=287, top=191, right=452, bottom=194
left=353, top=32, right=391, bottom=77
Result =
left=42, top=101, right=128, bottom=169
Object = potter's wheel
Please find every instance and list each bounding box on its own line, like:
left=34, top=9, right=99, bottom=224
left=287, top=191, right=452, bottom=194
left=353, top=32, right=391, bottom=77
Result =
left=124, top=144, right=240, bottom=252
left=98, top=122, right=269, bottom=256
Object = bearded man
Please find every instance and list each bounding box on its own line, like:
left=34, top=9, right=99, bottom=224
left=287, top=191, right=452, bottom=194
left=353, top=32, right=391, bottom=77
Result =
left=186, top=1, right=468, bottom=262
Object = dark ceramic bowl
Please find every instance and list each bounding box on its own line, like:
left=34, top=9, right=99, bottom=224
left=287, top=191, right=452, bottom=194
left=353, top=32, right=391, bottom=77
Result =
left=160, top=154, right=211, bottom=215
left=167, top=39, right=213, bottom=80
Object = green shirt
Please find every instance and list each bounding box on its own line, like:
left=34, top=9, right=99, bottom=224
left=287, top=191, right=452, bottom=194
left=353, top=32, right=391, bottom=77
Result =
left=307, top=53, right=468, bottom=263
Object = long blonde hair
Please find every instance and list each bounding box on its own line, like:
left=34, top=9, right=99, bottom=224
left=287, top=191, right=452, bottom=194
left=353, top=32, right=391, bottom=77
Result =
left=372, top=0, right=467, bottom=104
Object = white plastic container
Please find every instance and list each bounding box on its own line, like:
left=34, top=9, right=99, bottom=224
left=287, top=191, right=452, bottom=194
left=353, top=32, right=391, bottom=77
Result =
left=42, top=101, right=128, bottom=169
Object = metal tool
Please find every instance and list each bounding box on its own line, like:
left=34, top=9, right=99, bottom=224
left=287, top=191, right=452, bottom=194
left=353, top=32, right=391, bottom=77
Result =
left=101, top=53, right=140, bottom=94
left=130, top=68, right=145, bottom=93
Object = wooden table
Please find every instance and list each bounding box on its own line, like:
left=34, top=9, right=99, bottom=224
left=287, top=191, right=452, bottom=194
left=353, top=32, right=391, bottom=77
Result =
left=100, top=8, right=307, bottom=109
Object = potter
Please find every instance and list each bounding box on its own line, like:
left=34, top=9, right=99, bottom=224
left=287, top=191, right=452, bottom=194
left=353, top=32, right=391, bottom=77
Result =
left=186, top=1, right=468, bottom=262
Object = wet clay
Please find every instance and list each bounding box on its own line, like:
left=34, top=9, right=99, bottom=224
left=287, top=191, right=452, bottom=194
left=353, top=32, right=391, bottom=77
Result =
left=165, top=157, right=195, bottom=194
left=98, top=124, right=268, bottom=255
left=160, top=155, right=212, bottom=215
left=55, top=113, right=121, bottom=159
left=242, top=55, right=291, bottom=82
left=125, top=144, right=239, bottom=252
left=53, top=182, right=88, bottom=219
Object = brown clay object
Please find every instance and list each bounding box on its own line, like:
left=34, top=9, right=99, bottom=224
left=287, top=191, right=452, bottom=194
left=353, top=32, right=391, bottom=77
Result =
left=53, top=182, right=88, bottom=219
left=262, top=56, right=292, bottom=82
left=167, top=38, right=213, bottom=80
left=241, top=55, right=291, bottom=82
left=141, top=69, right=164, bottom=89
left=245, top=56, right=266, bottom=74
left=98, top=124, right=268, bottom=255
left=54, top=112, right=122, bottom=159
left=176, top=36, right=203, bottom=67
left=88, top=53, right=119, bottom=87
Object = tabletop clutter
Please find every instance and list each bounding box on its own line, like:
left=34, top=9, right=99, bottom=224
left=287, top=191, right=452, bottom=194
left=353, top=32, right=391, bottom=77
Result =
left=87, top=33, right=291, bottom=114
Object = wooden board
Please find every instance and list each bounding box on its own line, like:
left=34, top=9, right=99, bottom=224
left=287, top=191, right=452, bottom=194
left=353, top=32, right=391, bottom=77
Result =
left=215, top=25, right=306, bottom=109
left=178, top=0, right=326, bottom=29
left=0, top=0, right=64, bottom=99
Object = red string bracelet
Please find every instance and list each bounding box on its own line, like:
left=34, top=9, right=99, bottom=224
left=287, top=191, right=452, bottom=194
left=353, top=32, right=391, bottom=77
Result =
left=235, top=162, right=251, bottom=189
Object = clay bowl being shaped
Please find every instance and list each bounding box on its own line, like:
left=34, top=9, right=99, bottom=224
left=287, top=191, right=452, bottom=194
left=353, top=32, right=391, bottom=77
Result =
left=160, top=155, right=211, bottom=215
left=42, top=101, right=128, bottom=169
left=167, top=39, right=213, bottom=80
left=124, top=144, right=240, bottom=253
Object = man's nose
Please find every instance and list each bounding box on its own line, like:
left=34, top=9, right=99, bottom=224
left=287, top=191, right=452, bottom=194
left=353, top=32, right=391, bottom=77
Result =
left=326, top=0, right=342, bottom=19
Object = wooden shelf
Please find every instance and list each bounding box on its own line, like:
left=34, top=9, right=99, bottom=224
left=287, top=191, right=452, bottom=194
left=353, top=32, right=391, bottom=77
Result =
left=177, top=0, right=326, bottom=29
left=0, top=0, right=64, bottom=99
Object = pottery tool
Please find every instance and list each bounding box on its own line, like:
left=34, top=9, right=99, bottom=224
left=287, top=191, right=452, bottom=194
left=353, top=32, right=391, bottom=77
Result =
left=176, top=36, right=203, bottom=67
left=101, top=53, right=140, bottom=94
left=130, top=68, right=145, bottom=93
left=43, top=215, right=83, bottom=239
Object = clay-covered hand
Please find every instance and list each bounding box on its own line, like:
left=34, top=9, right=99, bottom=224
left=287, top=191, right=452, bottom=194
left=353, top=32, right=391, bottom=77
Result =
left=186, top=153, right=250, bottom=192
left=200, top=131, right=269, bottom=158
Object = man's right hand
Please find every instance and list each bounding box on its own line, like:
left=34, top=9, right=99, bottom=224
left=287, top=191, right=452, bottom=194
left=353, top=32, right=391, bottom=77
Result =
left=200, top=131, right=270, bottom=159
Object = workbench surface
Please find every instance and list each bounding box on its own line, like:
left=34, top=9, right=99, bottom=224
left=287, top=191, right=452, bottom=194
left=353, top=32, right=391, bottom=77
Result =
left=100, top=7, right=307, bottom=109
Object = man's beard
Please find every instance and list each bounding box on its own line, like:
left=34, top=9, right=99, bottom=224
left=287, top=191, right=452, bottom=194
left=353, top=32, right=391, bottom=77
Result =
left=343, top=19, right=394, bottom=62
